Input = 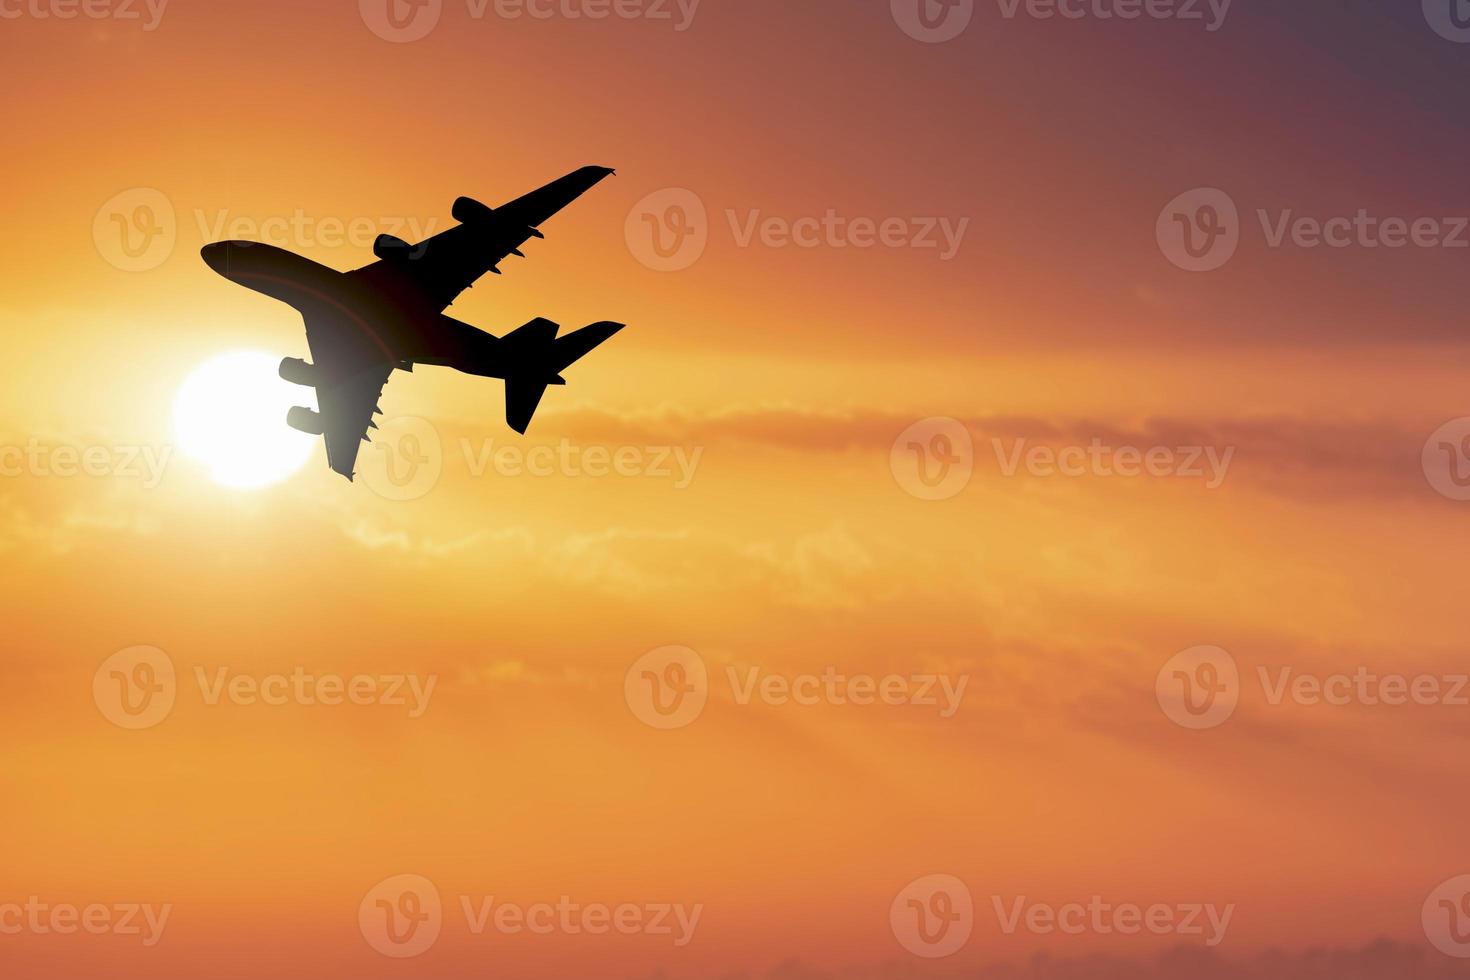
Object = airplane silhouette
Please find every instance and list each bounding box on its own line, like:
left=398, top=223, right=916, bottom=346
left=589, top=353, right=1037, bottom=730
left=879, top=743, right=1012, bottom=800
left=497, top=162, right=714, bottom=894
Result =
left=201, top=166, right=623, bottom=481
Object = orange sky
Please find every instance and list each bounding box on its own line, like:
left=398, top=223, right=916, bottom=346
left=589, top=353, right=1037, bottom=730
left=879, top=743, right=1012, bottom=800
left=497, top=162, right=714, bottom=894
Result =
left=4, top=2, right=1470, bottom=977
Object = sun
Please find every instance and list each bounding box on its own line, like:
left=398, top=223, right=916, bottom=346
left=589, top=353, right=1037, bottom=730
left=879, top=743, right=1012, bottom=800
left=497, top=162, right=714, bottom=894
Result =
left=173, top=350, right=319, bottom=489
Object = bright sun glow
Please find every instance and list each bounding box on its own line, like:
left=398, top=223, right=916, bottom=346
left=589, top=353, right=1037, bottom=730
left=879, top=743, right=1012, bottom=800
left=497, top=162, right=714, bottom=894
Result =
left=173, top=350, right=318, bottom=489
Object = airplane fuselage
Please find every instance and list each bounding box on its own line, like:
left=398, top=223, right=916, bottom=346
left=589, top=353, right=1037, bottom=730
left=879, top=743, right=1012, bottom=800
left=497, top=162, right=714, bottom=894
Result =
left=200, top=241, right=501, bottom=375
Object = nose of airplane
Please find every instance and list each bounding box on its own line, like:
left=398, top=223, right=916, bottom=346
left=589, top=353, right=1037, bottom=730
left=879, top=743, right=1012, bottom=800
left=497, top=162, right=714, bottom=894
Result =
left=200, top=242, right=231, bottom=276
left=201, top=240, right=261, bottom=278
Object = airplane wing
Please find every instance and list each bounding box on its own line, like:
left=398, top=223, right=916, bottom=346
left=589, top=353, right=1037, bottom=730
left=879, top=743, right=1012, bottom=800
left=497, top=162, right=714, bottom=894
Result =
left=349, top=166, right=615, bottom=312
left=300, top=314, right=396, bottom=480
left=318, top=365, right=394, bottom=480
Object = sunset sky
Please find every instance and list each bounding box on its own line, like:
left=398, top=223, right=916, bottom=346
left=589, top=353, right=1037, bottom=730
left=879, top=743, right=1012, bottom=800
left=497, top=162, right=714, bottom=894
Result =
left=4, top=1, right=1470, bottom=977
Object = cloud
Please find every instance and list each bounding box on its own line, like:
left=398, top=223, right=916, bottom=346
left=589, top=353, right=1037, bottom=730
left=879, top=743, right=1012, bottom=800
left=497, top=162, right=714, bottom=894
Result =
left=0, top=405, right=1439, bottom=563
left=636, top=941, right=1461, bottom=979
left=536, top=524, right=892, bottom=609
left=337, top=520, right=533, bottom=562
left=480, top=405, right=1438, bottom=503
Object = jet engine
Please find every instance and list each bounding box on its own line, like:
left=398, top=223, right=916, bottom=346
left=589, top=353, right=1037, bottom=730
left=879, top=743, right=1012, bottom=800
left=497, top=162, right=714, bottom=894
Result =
left=373, top=234, right=412, bottom=260
left=278, top=357, right=316, bottom=387
left=452, top=196, right=495, bottom=224
left=286, top=406, right=324, bottom=436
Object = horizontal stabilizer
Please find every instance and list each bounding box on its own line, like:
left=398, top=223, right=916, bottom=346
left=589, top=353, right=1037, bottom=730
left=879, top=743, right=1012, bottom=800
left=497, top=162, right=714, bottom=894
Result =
left=552, top=321, right=623, bottom=374
left=506, top=378, right=552, bottom=435
left=501, top=319, right=624, bottom=434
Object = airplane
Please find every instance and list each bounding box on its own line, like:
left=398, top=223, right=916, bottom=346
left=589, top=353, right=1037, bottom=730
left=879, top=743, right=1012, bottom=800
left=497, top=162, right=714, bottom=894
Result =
left=200, top=165, right=623, bottom=481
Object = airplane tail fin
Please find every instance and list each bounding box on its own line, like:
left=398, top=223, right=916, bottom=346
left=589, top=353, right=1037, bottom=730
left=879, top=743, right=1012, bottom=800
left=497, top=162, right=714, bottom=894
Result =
left=501, top=318, right=624, bottom=434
